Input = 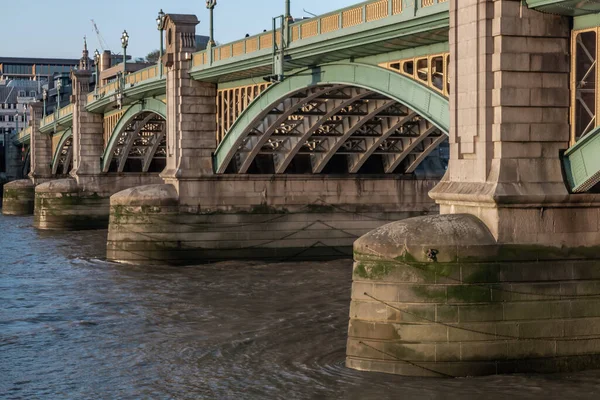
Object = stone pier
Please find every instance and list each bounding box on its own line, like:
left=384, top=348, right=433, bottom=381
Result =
left=2, top=102, right=48, bottom=216
left=2, top=179, right=35, bottom=215
left=346, top=0, right=600, bottom=377
left=107, top=176, right=438, bottom=264
left=33, top=69, right=161, bottom=230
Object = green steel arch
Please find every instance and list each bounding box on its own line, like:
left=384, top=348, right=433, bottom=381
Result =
left=22, top=147, right=31, bottom=177
left=51, top=128, right=73, bottom=175
left=214, top=62, right=449, bottom=174
left=101, top=98, right=167, bottom=173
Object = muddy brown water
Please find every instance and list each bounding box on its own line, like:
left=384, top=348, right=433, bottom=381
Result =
left=1, top=214, right=600, bottom=399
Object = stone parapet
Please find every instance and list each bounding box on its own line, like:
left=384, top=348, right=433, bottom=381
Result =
left=2, top=179, right=35, bottom=216
left=347, top=214, right=600, bottom=377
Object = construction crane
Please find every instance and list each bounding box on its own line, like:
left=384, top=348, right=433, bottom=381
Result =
left=90, top=19, right=109, bottom=51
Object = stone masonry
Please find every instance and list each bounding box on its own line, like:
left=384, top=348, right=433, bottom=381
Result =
left=430, top=0, right=600, bottom=246
left=28, top=102, right=52, bottom=184
left=69, top=69, right=105, bottom=193
left=160, top=14, right=217, bottom=201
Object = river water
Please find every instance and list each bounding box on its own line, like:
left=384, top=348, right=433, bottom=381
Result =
left=1, top=214, right=600, bottom=399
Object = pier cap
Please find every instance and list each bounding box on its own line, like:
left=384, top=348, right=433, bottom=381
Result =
left=110, top=184, right=178, bottom=207
left=354, top=214, right=497, bottom=263
left=35, top=178, right=78, bottom=193
left=4, top=179, right=34, bottom=189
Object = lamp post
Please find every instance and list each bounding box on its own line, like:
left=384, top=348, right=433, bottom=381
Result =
left=14, top=110, right=19, bottom=135
left=56, top=79, right=62, bottom=112
left=206, top=1, right=217, bottom=46
left=206, top=0, right=217, bottom=65
left=285, top=0, right=292, bottom=44
left=156, top=9, right=165, bottom=77
left=94, top=49, right=100, bottom=93
left=42, top=89, right=47, bottom=118
left=121, top=30, right=129, bottom=78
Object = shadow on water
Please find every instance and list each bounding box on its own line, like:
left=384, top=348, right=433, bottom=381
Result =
left=1, top=214, right=600, bottom=399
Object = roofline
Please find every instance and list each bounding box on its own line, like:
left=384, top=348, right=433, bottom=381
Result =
left=0, top=57, right=80, bottom=65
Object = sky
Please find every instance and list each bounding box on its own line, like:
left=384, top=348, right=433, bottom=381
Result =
left=1, top=0, right=356, bottom=60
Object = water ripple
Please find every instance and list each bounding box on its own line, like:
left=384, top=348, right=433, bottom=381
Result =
left=1, top=215, right=600, bottom=399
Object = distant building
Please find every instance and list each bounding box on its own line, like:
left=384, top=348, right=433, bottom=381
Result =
left=196, top=35, right=210, bottom=51
left=0, top=80, right=40, bottom=144
left=0, top=57, right=79, bottom=82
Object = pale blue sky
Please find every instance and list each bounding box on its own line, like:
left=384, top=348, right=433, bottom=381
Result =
left=1, top=0, right=355, bottom=59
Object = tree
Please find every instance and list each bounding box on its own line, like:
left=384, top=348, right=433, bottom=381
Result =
left=146, top=49, right=160, bottom=63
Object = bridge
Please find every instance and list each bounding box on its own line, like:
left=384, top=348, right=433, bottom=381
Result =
left=4, top=0, right=600, bottom=378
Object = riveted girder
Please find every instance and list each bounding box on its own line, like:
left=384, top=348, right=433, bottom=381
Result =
left=214, top=63, right=449, bottom=175
left=51, top=129, right=73, bottom=175
left=103, top=112, right=166, bottom=173
left=101, top=99, right=167, bottom=174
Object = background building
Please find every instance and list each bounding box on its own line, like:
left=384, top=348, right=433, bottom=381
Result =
left=0, top=57, right=79, bottom=82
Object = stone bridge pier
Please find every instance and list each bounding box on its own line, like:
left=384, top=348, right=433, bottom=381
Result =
left=33, top=70, right=162, bottom=230
left=347, top=0, right=600, bottom=377
left=2, top=102, right=48, bottom=216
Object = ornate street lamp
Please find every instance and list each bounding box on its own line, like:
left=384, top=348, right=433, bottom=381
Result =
left=94, top=49, right=101, bottom=93
left=206, top=0, right=217, bottom=47
left=121, top=30, right=129, bottom=76
left=14, top=110, right=19, bottom=135
left=156, top=9, right=165, bottom=77
left=56, top=79, right=62, bottom=111
left=42, top=89, right=47, bottom=117
left=206, top=0, right=217, bottom=65
left=285, top=0, right=292, bottom=44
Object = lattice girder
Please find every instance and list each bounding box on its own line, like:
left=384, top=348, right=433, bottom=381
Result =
left=103, top=111, right=167, bottom=173
left=223, top=84, right=448, bottom=174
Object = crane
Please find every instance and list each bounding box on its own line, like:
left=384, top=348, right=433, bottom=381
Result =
left=90, top=19, right=109, bottom=51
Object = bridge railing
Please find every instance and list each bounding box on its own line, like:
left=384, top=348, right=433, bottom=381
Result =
left=88, top=65, right=160, bottom=105
left=41, top=113, right=56, bottom=127
left=18, top=126, right=32, bottom=143
left=125, top=65, right=159, bottom=86
left=40, top=103, right=74, bottom=128
left=192, top=0, right=447, bottom=68
left=58, top=104, right=73, bottom=119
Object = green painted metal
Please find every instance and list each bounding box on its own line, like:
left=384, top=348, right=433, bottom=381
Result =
left=39, top=109, right=74, bottom=134
left=16, top=134, right=30, bottom=145
left=51, top=128, right=73, bottom=174
left=190, top=0, right=449, bottom=83
left=527, top=0, right=600, bottom=16
left=100, top=98, right=166, bottom=172
left=564, top=127, right=600, bottom=193
left=574, top=14, right=600, bottom=31
left=355, top=42, right=449, bottom=66
left=22, top=148, right=30, bottom=176
left=86, top=76, right=166, bottom=114
left=213, top=62, right=449, bottom=173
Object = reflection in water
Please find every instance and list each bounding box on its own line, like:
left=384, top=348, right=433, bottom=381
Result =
left=1, top=214, right=600, bottom=399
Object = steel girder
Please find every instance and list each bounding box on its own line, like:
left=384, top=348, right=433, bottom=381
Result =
left=51, top=129, right=73, bottom=175
left=101, top=99, right=167, bottom=173
left=214, top=62, right=449, bottom=174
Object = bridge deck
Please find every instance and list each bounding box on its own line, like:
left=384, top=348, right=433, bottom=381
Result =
left=526, top=0, right=600, bottom=16
left=190, top=0, right=449, bottom=83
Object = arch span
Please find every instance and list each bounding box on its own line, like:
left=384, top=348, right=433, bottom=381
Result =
left=101, top=98, right=167, bottom=173
left=214, top=62, right=449, bottom=175
left=51, top=129, right=73, bottom=175
left=22, top=147, right=31, bottom=177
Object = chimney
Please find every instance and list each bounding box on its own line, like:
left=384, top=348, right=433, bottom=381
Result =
left=100, top=50, right=111, bottom=72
